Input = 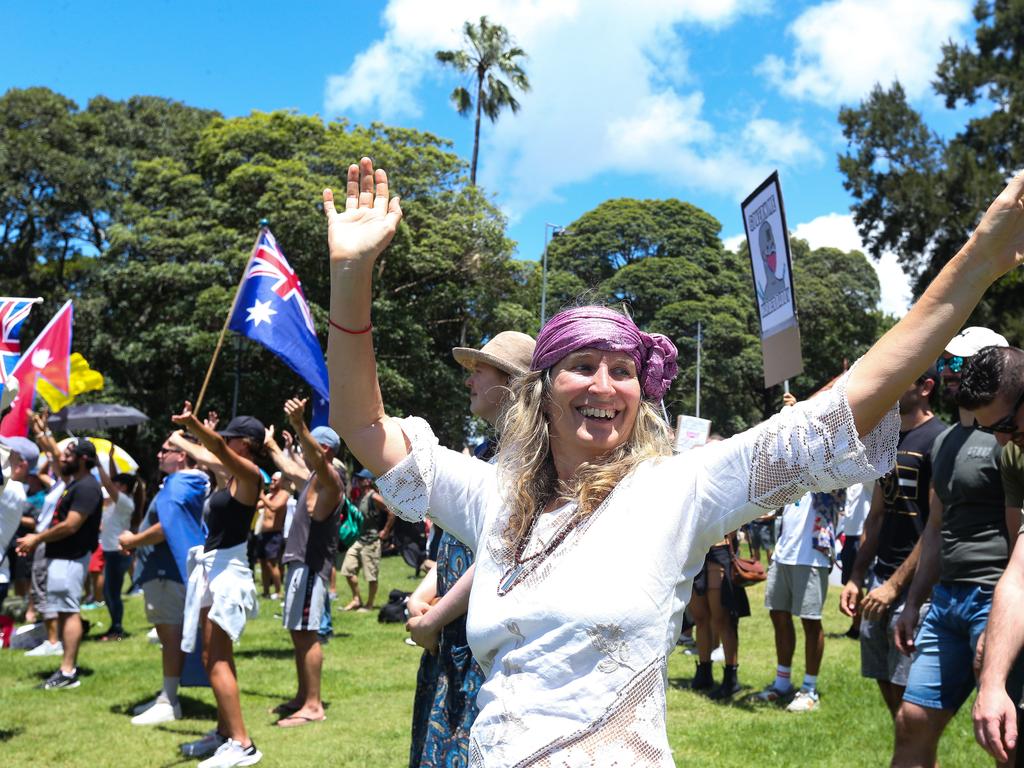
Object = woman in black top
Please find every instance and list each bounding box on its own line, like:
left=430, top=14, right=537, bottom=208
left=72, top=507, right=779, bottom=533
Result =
left=173, top=402, right=264, bottom=766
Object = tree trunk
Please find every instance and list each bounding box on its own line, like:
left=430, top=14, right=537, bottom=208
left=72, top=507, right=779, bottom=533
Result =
left=471, top=73, right=484, bottom=186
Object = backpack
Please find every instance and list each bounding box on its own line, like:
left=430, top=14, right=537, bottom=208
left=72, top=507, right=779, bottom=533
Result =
left=377, top=589, right=410, bottom=623
left=337, top=496, right=364, bottom=551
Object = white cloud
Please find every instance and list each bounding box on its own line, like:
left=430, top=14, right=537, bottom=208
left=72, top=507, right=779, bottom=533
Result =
left=758, top=0, right=972, bottom=106
left=324, top=0, right=818, bottom=216
left=792, top=213, right=912, bottom=316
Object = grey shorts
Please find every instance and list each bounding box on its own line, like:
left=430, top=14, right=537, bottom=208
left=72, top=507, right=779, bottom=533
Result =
left=31, top=548, right=56, bottom=620
left=859, top=572, right=926, bottom=686
left=764, top=562, right=829, bottom=619
left=42, top=555, right=90, bottom=614
left=748, top=521, right=776, bottom=551
left=283, top=563, right=327, bottom=632
left=143, top=578, right=187, bottom=625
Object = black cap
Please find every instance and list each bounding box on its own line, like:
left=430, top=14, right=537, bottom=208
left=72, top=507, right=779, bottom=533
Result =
left=218, top=415, right=266, bottom=443
left=70, top=439, right=98, bottom=461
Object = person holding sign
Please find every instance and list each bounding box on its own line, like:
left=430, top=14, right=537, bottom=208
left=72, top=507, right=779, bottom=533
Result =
left=323, top=157, right=1024, bottom=765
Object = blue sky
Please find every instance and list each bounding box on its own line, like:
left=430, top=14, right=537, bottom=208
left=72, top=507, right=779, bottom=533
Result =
left=4, top=0, right=986, bottom=315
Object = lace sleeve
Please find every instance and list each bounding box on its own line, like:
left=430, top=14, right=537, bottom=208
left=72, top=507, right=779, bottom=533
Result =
left=695, top=364, right=899, bottom=535
left=374, top=416, right=496, bottom=551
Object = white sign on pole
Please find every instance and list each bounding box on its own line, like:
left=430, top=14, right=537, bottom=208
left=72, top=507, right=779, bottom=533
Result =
left=741, top=171, right=803, bottom=387
left=674, top=415, right=712, bottom=453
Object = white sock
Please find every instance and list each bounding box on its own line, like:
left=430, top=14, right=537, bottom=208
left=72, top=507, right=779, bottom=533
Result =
left=801, top=673, right=818, bottom=693
left=160, top=676, right=180, bottom=706
left=774, top=665, right=793, bottom=690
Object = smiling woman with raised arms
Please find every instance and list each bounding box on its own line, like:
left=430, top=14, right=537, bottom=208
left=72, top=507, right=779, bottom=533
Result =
left=324, top=158, right=1024, bottom=766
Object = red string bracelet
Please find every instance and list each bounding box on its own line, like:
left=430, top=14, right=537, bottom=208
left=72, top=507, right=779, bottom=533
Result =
left=328, top=317, right=373, bottom=335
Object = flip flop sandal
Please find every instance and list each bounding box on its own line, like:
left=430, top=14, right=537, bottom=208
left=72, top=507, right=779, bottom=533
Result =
left=276, top=714, right=327, bottom=728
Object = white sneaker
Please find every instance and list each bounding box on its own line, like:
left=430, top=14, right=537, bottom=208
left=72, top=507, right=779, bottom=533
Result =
left=132, top=694, right=160, bottom=715
left=131, top=700, right=181, bottom=725
left=786, top=689, right=820, bottom=712
left=710, top=644, right=725, bottom=663
left=181, top=731, right=227, bottom=758
left=198, top=739, right=262, bottom=768
left=25, top=640, right=63, bottom=657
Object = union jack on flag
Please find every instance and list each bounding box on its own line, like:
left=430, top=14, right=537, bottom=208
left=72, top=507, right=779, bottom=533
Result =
left=0, top=298, right=40, bottom=388
left=246, top=230, right=315, bottom=335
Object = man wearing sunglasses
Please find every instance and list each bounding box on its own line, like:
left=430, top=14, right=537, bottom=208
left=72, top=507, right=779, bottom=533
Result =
left=959, top=345, right=1024, bottom=766
left=891, top=327, right=1011, bottom=767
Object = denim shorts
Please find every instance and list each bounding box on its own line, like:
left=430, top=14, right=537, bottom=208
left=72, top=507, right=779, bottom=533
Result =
left=903, top=581, right=993, bottom=712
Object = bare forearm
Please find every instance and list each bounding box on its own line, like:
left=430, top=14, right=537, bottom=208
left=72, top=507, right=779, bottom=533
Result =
left=979, top=565, right=1024, bottom=687
left=131, top=523, right=165, bottom=547
left=427, top=564, right=475, bottom=628
left=267, top=442, right=309, bottom=485
left=905, top=535, right=940, bottom=610
left=885, top=542, right=920, bottom=595
left=847, top=245, right=995, bottom=436
left=37, top=520, right=77, bottom=544
left=411, top=566, right=438, bottom=606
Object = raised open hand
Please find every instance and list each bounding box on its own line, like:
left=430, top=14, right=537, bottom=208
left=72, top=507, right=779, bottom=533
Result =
left=971, top=169, right=1024, bottom=280
left=171, top=400, right=194, bottom=426
left=204, top=410, right=219, bottom=431
left=323, top=157, right=403, bottom=264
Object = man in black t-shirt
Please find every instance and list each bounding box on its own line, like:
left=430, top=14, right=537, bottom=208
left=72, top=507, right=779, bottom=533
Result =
left=16, top=439, right=102, bottom=690
left=841, top=367, right=946, bottom=718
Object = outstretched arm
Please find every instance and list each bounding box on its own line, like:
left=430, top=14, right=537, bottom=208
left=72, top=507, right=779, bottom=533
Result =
left=171, top=400, right=260, bottom=504
left=325, top=158, right=409, bottom=477
left=846, top=172, right=1024, bottom=436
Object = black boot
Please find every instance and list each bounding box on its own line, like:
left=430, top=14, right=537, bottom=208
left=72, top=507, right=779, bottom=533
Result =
left=691, top=661, right=714, bottom=691
left=710, top=664, right=741, bottom=700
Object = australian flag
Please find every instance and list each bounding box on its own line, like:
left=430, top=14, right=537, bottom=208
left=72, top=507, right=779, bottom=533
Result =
left=0, top=298, right=40, bottom=400
left=228, top=230, right=329, bottom=424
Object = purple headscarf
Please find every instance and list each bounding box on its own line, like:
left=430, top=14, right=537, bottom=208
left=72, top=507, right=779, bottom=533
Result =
left=531, top=306, right=679, bottom=400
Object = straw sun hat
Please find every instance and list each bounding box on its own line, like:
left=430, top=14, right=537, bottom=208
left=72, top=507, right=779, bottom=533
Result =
left=452, top=331, right=536, bottom=377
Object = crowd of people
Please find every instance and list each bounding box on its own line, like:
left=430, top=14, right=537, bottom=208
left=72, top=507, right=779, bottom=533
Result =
left=1, top=156, right=1023, bottom=767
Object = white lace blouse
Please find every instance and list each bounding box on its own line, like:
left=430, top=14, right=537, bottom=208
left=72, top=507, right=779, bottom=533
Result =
left=377, top=371, right=898, bottom=767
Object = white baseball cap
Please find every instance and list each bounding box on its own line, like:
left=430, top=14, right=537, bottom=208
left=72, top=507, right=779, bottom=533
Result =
left=945, top=327, right=1008, bottom=357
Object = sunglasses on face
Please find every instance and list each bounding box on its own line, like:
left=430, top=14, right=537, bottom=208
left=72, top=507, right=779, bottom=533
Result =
left=157, top=446, right=183, bottom=455
left=936, top=356, right=965, bottom=374
left=974, top=389, right=1024, bottom=435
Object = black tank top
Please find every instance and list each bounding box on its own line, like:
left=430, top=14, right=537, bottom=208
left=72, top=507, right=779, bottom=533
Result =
left=203, top=487, right=256, bottom=552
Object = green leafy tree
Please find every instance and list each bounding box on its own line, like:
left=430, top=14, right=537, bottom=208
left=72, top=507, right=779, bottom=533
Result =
left=838, top=0, right=1024, bottom=341
left=435, top=16, right=530, bottom=185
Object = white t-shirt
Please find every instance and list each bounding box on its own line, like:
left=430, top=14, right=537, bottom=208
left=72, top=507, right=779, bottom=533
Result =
left=840, top=480, right=873, bottom=538
left=99, top=493, right=135, bottom=552
left=378, top=368, right=898, bottom=767
left=0, top=479, right=27, bottom=583
left=773, top=492, right=838, bottom=568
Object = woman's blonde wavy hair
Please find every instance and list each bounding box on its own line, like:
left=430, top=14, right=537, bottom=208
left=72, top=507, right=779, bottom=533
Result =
left=495, top=367, right=674, bottom=552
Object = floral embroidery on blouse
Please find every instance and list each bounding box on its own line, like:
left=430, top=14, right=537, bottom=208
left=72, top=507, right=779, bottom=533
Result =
left=585, top=624, right=635, bottom=674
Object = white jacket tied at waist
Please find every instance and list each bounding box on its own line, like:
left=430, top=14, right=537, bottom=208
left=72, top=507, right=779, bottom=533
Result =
left=181, top=542, right=258, bottom=653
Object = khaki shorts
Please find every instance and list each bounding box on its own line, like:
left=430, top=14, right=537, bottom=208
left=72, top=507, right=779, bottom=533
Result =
left=143, top=578, right=187, bottom=625
left=764, top=562, right=829, bottom=619
left=340, top=538, right=381, bottom=582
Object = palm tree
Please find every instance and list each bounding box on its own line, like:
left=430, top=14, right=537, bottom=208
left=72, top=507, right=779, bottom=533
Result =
left=436, top=16, right=530, bottom=185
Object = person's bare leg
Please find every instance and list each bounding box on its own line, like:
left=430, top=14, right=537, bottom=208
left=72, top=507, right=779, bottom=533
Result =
left=770, top=610, right=796, bottom=668
left=689, top=594, right=713, bottom=662
left=876, top=680, right=905, bottom=720
left=58, top=612, right=83, bottom=674
left=201, top=609, right=250, bottom=746
left=801, top=618, right=824, bottom=676
left=45, top=617, right=58, bottom=644
left=260, top=560, right=271, bottom=597
left=270, top=561, right=282, bottom=595
left=344, top=575, right=362, bottom=610
left=709, top=589, right=738, bottom=665
left=891, top=701, right=953, bottom=767
left=278, top=631, right=325, bottom=725
left=366, top=580, right=379, bottom=610
left=156, top=624, right=185, bottom=677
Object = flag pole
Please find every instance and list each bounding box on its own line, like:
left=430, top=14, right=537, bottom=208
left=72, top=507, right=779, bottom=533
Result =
left=194, top=222, right=268, bottom=414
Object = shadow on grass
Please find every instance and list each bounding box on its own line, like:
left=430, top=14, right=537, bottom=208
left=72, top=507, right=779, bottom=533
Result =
left=109, top=694, right=218, bottom=720
left=0, top=727, right=24, bottom=742
left=234, top=647, right=296, bottom=659
left=666, top=679, right=769, bottom=713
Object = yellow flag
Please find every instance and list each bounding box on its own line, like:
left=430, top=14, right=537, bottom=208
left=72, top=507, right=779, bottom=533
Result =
left=37, top=353, right=104, bottom=412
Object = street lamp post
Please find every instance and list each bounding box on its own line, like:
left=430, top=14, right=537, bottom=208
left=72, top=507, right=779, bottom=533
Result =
left=540, top=223, right=565, bottom=325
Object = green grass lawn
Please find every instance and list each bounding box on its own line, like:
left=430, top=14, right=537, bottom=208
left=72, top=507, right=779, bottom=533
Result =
left=1, top=555, right=982, bottom=767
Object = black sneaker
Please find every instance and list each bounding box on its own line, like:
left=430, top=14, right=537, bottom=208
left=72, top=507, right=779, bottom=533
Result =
left=39, top=669, right=80, bottom=690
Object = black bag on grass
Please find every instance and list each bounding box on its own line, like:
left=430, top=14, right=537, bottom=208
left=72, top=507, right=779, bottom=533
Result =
left=378, top=589, right=411, bottom=623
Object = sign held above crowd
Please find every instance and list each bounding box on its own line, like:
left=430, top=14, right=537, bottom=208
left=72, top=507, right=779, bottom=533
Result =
left=741, top=171, right=803, bottom=389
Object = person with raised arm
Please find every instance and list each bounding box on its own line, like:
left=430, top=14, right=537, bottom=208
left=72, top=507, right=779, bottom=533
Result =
left=171, top=402, right=263, bottom=768
left=324, top=157, right=1024, bottom=765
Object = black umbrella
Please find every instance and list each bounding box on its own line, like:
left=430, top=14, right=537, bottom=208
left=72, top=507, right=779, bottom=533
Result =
left=48, top=403, right=149, bottom=431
